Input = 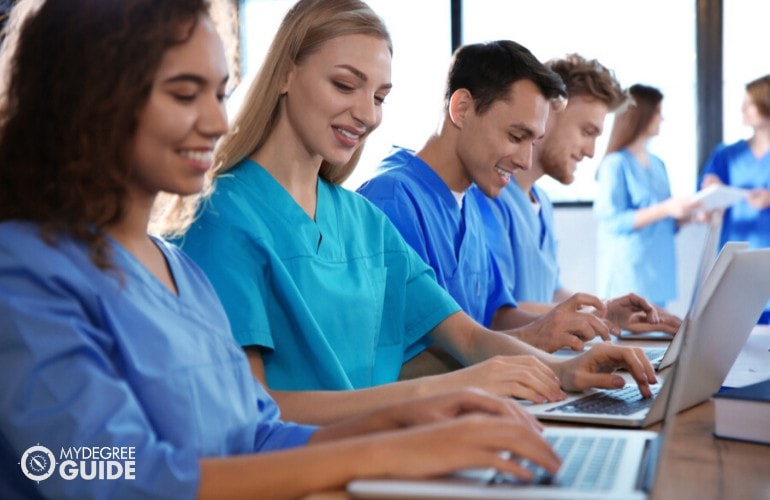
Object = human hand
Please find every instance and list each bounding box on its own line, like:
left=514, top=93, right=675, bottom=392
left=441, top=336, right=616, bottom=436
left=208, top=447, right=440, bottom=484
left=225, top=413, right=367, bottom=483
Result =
left=604, top=294, right=680, bottom=334
left=663, top=196, right=701, bottom=220
left=746, top=188, right=770, bottom=210
left=511, top=292, right=611, bottom=352
left=380, top=388, right=543, bottom=434
left=368, top=414, right=561, bottom=481
left=436, top=355, right=567, bottom=404
left=552, top=342, right=657, bottom=398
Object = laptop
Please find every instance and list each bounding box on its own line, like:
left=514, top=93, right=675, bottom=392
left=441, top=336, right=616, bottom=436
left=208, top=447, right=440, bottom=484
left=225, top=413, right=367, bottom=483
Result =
left=558, top=239, right=747, bottom=371
left=347, top=307, right=703, bottom=500
left=620, top=213, right=723, bottom=341
left=646, top=240, right=748, bottom=370
left=526, top=247, right=770, bottom=428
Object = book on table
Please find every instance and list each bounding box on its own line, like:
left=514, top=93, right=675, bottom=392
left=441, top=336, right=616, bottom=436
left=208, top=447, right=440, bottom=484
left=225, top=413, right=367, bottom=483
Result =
left=713, top=378, right=770, bottom=445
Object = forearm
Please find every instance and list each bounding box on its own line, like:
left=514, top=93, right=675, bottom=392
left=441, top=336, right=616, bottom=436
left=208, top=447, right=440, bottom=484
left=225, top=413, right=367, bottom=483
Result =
left=489, top=305, right=540, bottom=330
left=433, top=312, right=547, bottom=365
left=198, top=438, right=378, bottom=500
left=515, top=301, right=555, bottom=316
left=632, top=203, right=668, bottom=230
left=269, top=380, right=434, bottom=426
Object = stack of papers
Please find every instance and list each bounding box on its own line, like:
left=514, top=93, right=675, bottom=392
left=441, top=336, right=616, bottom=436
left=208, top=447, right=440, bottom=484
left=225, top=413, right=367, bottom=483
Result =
left=692, top=184, right=749, bottom=211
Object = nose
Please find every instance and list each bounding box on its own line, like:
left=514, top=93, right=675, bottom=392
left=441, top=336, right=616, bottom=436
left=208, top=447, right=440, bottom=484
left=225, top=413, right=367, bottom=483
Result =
left=583, top=139, right=597, bottom=159
left=199, top=94, right=229, bottom=139
left=352, top=93, right=381, bottom=130
left=511, top=142, right=534, bottom=171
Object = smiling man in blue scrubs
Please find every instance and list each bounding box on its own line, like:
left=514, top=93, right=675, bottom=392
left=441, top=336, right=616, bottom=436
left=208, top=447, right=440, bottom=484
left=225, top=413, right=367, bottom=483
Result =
left=359, top=42, right=666, bottom=355
left=469, top=54, right=678, bottom=333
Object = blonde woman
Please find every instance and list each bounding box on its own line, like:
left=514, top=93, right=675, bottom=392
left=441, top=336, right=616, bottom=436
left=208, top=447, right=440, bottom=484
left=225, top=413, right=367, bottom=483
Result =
left=162, top=0, right=656, bottom=426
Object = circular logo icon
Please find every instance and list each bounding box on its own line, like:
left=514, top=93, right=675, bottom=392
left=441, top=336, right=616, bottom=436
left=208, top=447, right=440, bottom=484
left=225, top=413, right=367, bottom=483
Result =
left=20, top=445, right=56, bottom=481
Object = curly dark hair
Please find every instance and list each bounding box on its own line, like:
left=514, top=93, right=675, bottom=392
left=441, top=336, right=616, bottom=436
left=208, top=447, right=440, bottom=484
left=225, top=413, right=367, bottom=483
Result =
left=0, top=0, right=209, bottom=268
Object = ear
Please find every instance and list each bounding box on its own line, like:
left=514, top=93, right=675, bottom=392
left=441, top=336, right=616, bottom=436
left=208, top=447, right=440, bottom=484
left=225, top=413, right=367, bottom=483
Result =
left=280, top=64, right=296, bottom=95
left=448, top=89, right=473, bottom=127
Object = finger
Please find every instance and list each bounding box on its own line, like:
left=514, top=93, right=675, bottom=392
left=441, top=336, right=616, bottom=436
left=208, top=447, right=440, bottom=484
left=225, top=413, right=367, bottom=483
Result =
left=566, top=292, right=606, bottom=314
left=581, top=312, right=613, bottom=341
left=489, top=427, right=561, bottom=476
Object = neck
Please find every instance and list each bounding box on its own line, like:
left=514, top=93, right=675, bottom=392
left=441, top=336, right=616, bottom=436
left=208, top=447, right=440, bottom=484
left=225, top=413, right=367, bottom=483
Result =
left=750, top=127, right=770, bottom=155
left=417, top=125, right=471, bottom=193
left=625, top=136, right=649, bottom=164
left=252, top=122, right=322, bottom=220
left=513, top=161, right=544, bottom=195
left=107, top=190, right=154, bottom=252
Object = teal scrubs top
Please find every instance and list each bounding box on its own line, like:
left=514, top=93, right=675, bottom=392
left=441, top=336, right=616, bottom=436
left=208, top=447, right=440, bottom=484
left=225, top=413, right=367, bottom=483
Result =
left=357, top=147, right=517, bottom=328
left=178, top=158, right=460, bottom=391
left=594, top=148, right=677, bottom=306
left=472, top=180, right=562, bottom=303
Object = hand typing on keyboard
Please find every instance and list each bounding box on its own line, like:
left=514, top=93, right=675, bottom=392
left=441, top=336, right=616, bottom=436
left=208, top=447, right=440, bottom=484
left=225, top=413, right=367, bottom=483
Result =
left=548, top=342, right=658, bottom=398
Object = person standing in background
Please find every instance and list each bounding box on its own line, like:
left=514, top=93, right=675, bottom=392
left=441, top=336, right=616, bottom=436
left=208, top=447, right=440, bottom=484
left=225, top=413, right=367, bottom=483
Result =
left=701, top=74, right=770, bottom=323
left=594, top=84, right=699, bottom=308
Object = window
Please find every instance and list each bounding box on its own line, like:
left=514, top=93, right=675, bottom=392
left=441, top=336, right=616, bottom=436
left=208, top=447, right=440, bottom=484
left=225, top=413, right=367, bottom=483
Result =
left=464, top=0, right=697, bottom=202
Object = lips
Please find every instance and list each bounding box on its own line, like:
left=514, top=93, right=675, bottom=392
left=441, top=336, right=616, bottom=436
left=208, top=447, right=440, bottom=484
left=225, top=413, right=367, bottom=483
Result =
left=495, top=166, right=512, bottom=183
left=333, top=126, right=364, bottom=148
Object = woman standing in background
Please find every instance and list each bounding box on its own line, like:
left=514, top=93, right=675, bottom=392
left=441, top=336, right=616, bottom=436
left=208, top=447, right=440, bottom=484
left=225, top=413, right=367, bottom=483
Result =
left=701, top=74, right=770, bottom=323
left=594, top=84, right=699, bottom=308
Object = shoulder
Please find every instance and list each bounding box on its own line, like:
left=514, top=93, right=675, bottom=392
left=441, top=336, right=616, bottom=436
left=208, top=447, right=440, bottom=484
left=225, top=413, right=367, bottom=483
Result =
left=358, top=147, right=424, bottom=197
left=0, top=221, right=108, bottom=301
left=327, top=181, right=400, bottom=225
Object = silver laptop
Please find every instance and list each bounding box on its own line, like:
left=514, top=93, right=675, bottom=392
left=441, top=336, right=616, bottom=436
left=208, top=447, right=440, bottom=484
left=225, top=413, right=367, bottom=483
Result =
left=558, top=239, right=747, bottom=371
left=347, top=311, right=707, bottom=500
left=620, top=214, right=723, bottom=341
left=647, top=240, right=748, bottom=370
left=527, top=247, right=770, bottom=428
left=348, top=425, right=658, bottom=499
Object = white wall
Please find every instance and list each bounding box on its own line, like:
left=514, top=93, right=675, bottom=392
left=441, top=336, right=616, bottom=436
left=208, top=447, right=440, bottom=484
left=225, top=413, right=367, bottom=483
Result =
left=553, top=207, right=709, bottom=318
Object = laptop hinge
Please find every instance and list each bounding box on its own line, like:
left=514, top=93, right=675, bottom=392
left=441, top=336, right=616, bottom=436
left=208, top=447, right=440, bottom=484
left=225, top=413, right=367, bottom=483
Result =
left=636, top=435, right=662, bottom=493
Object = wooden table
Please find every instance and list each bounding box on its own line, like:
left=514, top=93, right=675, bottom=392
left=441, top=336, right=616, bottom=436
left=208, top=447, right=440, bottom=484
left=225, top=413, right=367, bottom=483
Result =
left=651, top=400, right=770, bottom=500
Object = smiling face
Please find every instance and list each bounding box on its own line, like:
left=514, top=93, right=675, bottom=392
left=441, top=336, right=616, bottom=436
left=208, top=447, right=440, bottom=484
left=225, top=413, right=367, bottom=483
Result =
left=455, top=79, right=549, bottom=198
left=280, top=33, right=392, bottom=168
left=536, top=95, right=609, bottom=185
left=129, top=15, right=229, bottom=200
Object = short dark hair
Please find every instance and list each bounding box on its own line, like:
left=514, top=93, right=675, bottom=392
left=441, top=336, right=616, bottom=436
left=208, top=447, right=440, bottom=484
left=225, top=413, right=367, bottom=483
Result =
left=444, top=40, right=566, bottom=115
left=0, top=0, right=210, bottom=268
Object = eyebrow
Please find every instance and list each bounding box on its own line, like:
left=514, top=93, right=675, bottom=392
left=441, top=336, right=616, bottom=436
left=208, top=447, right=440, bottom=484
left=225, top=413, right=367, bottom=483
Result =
left=509, top=124, right=540, bottom=140
left=163, top=73, right=229, bottom=87
left=336, top=64, right=393, bottom=91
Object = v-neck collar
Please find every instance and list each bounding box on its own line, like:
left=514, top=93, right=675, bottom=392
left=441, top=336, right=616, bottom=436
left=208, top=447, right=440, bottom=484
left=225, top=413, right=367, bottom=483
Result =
left=235, top=158, right=340, bottom=256
left=109, top=234, right=185, bottom=301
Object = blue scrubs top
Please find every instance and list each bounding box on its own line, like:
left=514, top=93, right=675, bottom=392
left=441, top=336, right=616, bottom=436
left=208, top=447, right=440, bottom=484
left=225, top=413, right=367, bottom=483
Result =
left=702, top=139, right=770, bottom=321
left=594, top=148, right=677, bottom=305
left=357, top=147, right=516, bottom=327
left=0, top=221, right=315, bottom=500
left=472, top=180, right=562, bottom=303
left=178, top=158, right=459, bottom=391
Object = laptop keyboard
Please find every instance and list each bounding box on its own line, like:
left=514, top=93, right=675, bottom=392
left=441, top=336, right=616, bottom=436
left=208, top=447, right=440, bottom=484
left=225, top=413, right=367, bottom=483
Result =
left=491, top=434, right=625, bottom=490
left=546, top=384, right=662, bottom=416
